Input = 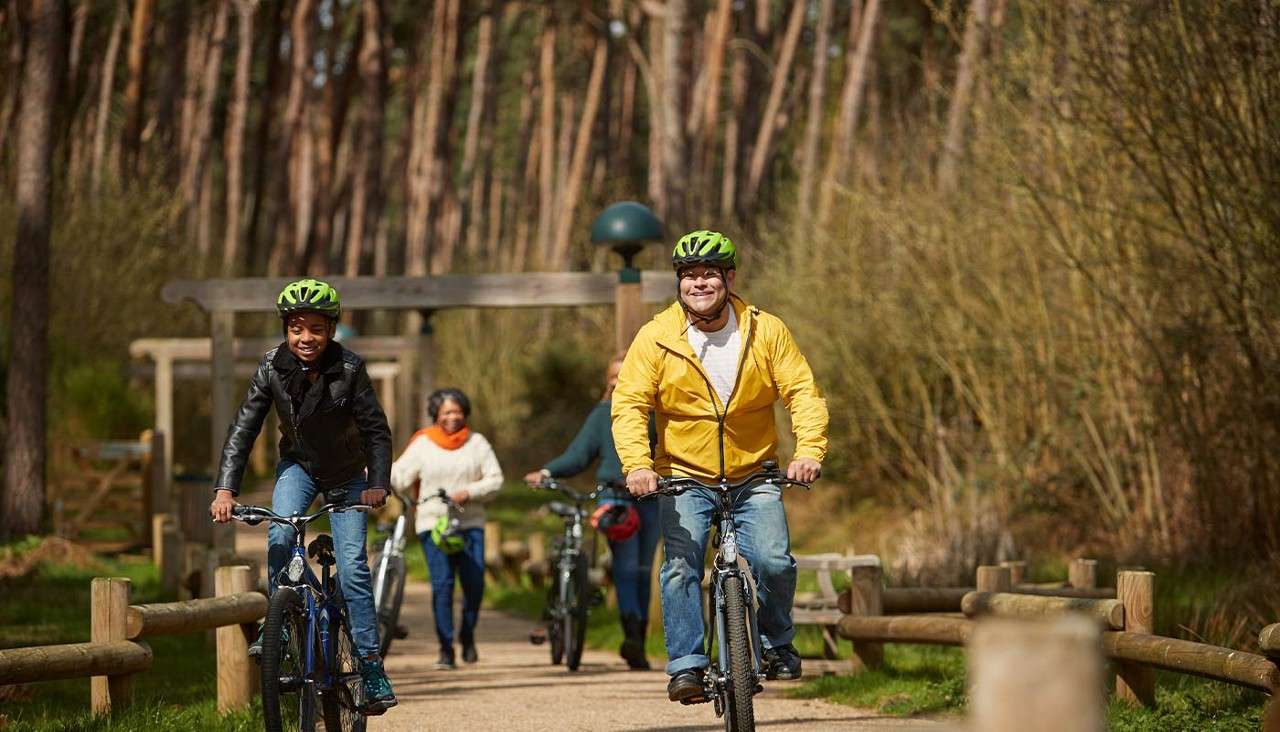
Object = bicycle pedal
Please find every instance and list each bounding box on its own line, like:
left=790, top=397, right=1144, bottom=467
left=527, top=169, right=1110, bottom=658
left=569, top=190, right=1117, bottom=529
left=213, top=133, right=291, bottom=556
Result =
left=393, top=625, right=409, bottom=639
left=679, top=694, right=712, bottom=706
left=753, top=683, right=764, bottom=695
left=529, top=630, right=547, bottom=645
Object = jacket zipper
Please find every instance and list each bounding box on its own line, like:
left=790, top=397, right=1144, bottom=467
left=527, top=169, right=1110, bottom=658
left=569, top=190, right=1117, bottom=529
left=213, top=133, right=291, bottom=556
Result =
left=681, top=310, right=755, bottom=480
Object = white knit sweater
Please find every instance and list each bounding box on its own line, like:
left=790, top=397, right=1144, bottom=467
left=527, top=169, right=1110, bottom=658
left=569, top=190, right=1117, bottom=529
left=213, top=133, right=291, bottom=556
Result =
left=389, top=432, right=504, bottom=534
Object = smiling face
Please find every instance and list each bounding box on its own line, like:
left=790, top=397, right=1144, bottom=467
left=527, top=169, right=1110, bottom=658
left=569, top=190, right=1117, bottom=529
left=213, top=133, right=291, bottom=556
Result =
left=284, top=312, right=335, bottom=363
left=435, top=398, right=468, bottom=434
left=677, top=265, right=735, bottom=319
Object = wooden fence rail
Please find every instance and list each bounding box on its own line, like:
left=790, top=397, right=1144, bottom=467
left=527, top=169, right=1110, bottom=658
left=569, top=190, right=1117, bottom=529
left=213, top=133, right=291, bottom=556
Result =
left=0, top=565, right=264, bottom=716
left=834, top=557, right=1280, bottom=717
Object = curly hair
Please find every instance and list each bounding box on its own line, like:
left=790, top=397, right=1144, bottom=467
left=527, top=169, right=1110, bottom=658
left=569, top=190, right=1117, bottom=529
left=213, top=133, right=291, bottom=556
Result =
left=427, top=388, right=472, bottom=421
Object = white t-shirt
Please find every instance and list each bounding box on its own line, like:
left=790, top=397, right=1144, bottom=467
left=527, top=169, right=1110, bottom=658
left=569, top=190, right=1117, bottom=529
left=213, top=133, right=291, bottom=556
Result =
left=687, top=308, right=741, bottom=409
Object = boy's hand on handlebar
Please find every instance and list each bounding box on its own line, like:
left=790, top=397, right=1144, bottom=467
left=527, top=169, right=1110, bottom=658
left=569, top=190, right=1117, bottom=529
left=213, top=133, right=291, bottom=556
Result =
left=210, top=489, right=238, bottom=523
left=787, top=458, right=821, bottom=484
left=626, top=468, right=660, bottom=497
left=361, top=487, right=388, bottom=508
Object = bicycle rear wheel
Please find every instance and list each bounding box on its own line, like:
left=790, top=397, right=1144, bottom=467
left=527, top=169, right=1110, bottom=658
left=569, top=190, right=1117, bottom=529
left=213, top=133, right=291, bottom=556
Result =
left=262, top=587, right=319, bottom=732
left=320, top=607, right=367, bottom=732
left=546, top=569, right=565, bottom=665
left=374, top=553, right=406, bottom=657
left=564, top=552, right=589, bottom=672
left=722, top=575, right=757, bottom=732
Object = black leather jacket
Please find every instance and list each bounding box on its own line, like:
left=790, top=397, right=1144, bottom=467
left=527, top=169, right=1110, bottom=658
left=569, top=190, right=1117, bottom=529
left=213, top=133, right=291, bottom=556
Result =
left=214, top=343, right=393, bottom=495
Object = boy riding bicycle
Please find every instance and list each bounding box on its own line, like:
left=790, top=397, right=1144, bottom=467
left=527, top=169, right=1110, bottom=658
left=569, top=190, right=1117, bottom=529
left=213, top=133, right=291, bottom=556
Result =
left=612, top=230, right=828, bottom=702
left=209, top=278, right=397, bottom=713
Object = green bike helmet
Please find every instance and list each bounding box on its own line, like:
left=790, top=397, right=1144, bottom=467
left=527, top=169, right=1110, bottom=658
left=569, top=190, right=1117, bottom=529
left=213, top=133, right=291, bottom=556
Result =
left=672, top=230, right=738, bottom=271
left=276, top=278, right=341, bottom=320
left=431, top=515, right=465, bottom=555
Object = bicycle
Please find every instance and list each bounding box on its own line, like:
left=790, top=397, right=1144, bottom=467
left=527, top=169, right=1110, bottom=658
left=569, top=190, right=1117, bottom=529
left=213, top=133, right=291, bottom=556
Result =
left=230, top=501, right=374, bottom=732
left=639, top=460, right=810, bottom=732
left=370, top=488, right=413, bottom=657
left=528, top=478, right=608, bottom=671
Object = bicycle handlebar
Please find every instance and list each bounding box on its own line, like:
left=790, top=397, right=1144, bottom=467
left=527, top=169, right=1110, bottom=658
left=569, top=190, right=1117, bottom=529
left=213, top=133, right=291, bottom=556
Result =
left=636, top=465, right=812, bottom=501
left=530, top=477, right=612, bottom=504
left=229, top=502, right=373, bottom=527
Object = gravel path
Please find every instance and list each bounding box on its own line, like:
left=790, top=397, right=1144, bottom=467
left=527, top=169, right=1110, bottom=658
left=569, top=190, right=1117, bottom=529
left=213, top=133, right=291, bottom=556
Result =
left=234, top=499, right=941, bottom=731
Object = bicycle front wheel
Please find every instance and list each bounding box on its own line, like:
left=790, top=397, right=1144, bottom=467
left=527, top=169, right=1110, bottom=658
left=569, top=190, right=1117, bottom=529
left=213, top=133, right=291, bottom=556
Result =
left=321, top=607, right=367, bottom=732
left=262, top=586, right=319, bottom=732
left=564, top=552, right=589, bottom=672
left=722, top=574, right=757, bottom=732
left=375, top=553, right=406, bottom=657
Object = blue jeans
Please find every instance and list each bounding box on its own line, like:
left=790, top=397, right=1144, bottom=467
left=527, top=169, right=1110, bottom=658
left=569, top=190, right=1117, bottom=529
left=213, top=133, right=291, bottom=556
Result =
left=419, top=527, right=485, bottom=649
left=266, top=461, right=380, bottom=659
left=659, top=482, right=796, bottom=675
left=605, top=499, right=661, bottom=621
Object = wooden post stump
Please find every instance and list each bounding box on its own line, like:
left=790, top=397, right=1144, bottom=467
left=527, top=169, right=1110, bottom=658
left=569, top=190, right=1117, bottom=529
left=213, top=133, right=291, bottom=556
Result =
left=161, top=520, right=182, bottom=594
left=484, top=521, right=502, bottom=580
left=215, top=566, right=257, bottom=712
left=152, top=513, right=171, bottom=568
left=1115, top=570, right=1156, bottom=707
left=977, top=565, right=1012, bottom=594
left=1069, top=558, right=1098, bottom=589
left=969, top=615, right=1105, bottom=732
left=1000, top=560, right=1026, bottom=586
left=91, top=577, right=133, bottom=716
left=848, top=560, right=884, bottom=671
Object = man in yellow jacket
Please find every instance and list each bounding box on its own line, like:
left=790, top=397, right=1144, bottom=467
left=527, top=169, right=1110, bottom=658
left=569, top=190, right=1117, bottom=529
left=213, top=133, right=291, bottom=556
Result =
left=612, top=230, right=828, bottom=702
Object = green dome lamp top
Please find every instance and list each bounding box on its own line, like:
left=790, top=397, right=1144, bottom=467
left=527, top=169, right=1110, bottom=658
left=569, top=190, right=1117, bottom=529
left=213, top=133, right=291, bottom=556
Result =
left=591, top=201, right=664, bottom=276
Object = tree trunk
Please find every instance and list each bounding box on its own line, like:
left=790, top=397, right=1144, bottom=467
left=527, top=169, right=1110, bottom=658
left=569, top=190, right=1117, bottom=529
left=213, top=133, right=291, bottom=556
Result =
left=550, top=38, right=607, bottom=269
left=121, top=0, right=156, bottom=179
left=404, top=0, right=458, bottom=277
left=696, top=0, right=731, bottom=187
left=155, top=0, right=188, bottom=167
left=660, top=0, right=688, bottom=228
left=344, top=0, right=386, bottom=278
left=459, top=0, right=494, bottom=261
left=721, top=15, right=746, bottom=217
left=180, top=0, right=228, bottom=250
left=797, top=0, right=833, bottom=220
left=818, top=0, right=879, bottom=223
left=244, top=0, right=284, bottom=271
left=643, top=13, right=665, bottom=219
left=0, top=0, right=26, bottom=159
left=2, top=0, right=63, bottom=540
left=222, top=0, right=256, bottom=275
left=535, top=17, right=555, bottom=269
left=743, top=0, right=805, bottom=207
left=268, top=0, right=313, bottom=275
left=937, top=0, right=991, bottom=193
left=177, top=4, right=208, bottom=182
left=91, top=0, right=126, bottom=194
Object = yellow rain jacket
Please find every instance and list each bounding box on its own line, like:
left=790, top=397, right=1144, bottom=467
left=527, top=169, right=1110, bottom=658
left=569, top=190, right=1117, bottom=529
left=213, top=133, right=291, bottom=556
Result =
left=611, top=293, right=828, bottom=481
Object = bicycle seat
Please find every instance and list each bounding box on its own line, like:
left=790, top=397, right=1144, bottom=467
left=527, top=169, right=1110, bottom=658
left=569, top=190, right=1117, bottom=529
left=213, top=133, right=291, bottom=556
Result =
left=547, top=501, right=581, bottom=518
left=307, top=534, right=337, bottom=566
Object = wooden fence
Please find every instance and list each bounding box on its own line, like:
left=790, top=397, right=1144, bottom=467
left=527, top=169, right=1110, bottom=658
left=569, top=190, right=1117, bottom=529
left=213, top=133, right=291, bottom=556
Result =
left=0, top=566, right=264, bottom=716
left=832, top=557, right=1280, bottom=724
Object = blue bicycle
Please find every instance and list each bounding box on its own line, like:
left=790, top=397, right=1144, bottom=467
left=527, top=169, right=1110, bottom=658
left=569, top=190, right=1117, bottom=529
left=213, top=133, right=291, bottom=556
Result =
left=232, top=502, right=373, bottom=732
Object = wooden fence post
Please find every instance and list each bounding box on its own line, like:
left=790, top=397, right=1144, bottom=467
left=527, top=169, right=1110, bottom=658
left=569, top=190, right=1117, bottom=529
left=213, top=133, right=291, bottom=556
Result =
left=484, top=521, right=502, bottom=581
left=527, top=531, right=547, bottom=587
left=1115, top=570, right=1156, bottom=707
left=969, top=615, right=1105, bottom=732
left=91, top=577, right=133, bottom=715
left=977, top=565, right=1012, bottom=594
left=161, top=519, right=182, bottom=594
left=215, top=566, right=256, bottom=712
left=1069, top=558, right=1098, bottom=589
left=848, top=559, right=884, bottom=671
left=1000, top=560, right=1026, bottom=586
left=152, top=513, right=170, bottom=568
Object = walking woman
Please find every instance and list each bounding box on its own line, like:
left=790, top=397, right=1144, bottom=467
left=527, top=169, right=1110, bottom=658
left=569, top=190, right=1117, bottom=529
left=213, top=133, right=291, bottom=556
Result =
left=392, top=388, right=504, bottom=669
left=524, top=355, right=659, bottom=669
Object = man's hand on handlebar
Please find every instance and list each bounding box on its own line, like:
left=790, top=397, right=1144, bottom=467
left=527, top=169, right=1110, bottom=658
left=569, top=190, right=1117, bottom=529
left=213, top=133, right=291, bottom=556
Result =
left=210, top=488, right=237, bottom=523
left=626, top=468, right=660, bottom=498
left=787, top=457, right=821, bottom=484
left=361, top=487, right=389, bottom=508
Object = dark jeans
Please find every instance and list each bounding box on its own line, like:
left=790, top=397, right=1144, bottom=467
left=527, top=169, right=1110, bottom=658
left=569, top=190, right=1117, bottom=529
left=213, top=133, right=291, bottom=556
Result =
left=419, top=527, right=485, bottom=649
left=605, top=498, right=661, bottom=621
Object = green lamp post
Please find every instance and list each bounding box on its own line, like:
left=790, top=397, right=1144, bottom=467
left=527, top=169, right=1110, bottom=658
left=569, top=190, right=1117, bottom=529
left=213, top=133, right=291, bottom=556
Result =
left=590, top=201, right=664, bottom=349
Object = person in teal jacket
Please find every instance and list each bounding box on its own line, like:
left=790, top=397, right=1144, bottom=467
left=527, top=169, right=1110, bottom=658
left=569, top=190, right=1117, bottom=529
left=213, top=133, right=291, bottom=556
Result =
left=525, top=355, right=659, bottom=669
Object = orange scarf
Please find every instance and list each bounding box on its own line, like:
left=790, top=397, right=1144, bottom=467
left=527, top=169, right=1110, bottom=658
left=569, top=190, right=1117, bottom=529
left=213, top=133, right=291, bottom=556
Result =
left=411, top=425, right=471, bottom=451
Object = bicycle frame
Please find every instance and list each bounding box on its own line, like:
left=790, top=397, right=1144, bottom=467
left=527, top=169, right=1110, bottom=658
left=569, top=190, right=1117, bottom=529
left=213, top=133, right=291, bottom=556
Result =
left=705, top=488, right=765, bottom=712
left=372, top=490, right=409, bottom=610
left=536, top=480, right=606, bottom=624
left=236, top=503, right=370, bottom=699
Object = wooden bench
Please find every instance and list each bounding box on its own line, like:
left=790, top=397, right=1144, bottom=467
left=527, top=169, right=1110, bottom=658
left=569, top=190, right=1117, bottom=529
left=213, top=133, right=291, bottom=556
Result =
left=793, top=552, right=882, bottom=674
